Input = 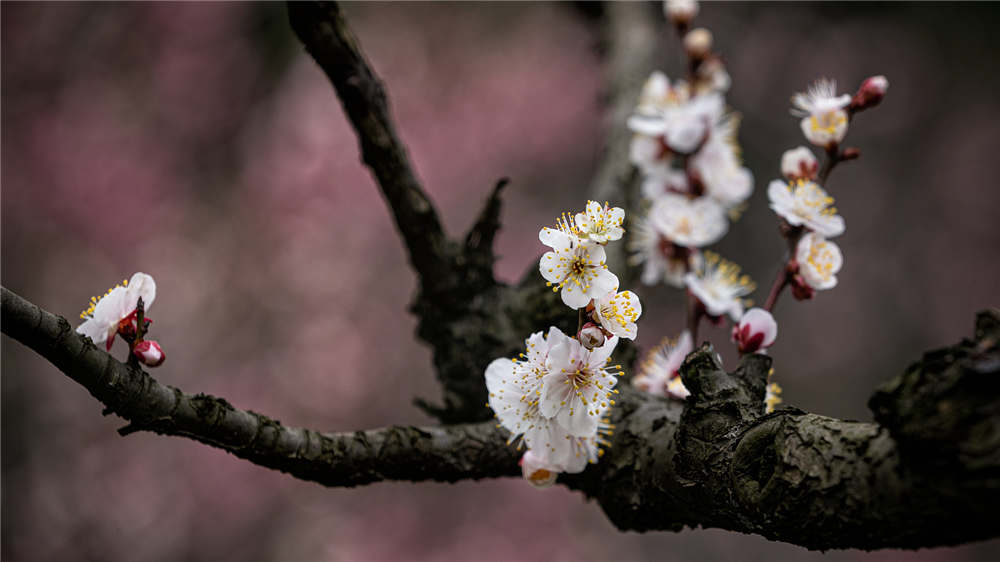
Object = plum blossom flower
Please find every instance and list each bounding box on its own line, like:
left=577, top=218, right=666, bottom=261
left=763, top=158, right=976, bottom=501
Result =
left=578, top=322, right=606, bottom=350
left=77, top=272, right=156, bottom=350
left=664, top=0, right=698, bottom=26
left=780, top=146, right=819, bottom=181
left=628, top=90, right=724, bottom=154
left=791, top=78, right=851, bottom=147
left=628, top=215, right=703, bottom=288
left=592, top=289, right=642, bottom=340
left=732, top=308, right=777, bottom=355
left=539, top=225, right=619, bottom=309
left=691, top=114, right=754, bottom=210
left=486, top=327, right=576, bottom=456
left=633, top=331, right=693, bottom=399
left=520, top=450, right=559, bottom=488
left=133, top=340, right=166, bottom=367
left=767, top=179, right=845, bottom=238
left=649, top=192, right=729, bottom=248
left=574, top=200, right=625, bottom=244
left=540, top=335, right=622, bottom=437
left=796, top=232, right=844, bottom=290
left=684, top=252, right=755, bottom=321
left=640, top=167, right=689, bottom=201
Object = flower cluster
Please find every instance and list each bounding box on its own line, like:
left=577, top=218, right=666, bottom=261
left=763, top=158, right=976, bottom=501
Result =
left=626, top=9, right=752, bottom=289
left=487, top=200, right=641, bottom=487
left=76, top=272, right=165, bottom=366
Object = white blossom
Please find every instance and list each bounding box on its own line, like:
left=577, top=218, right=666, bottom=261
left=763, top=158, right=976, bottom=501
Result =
left=592, top=289, right=642, bottom=340
left=791, top=79, right=851, bottom=147
left=540, top=335, right=621, bottom=437
left=649, top=192, right=729, bottom=248
left=628, top=91, right=724, bottom=154
left=767, top=179, right=845, bottom=238
left=795, top=232, right=843, bottom=290
left=732, top=308, right=777, bottom=354
left=628, top=215, right=703, bottom=287
left=539, top=225, right=619, bottom=309
left=691, top=113, right=754, bottom=210
left=574, top=200, right=625, bottom=244
left=664, top=0, right=699, bottom=25
left=639, top=167, right=689, bottom=201
left=633, top=331, right=693, bottom=399
left=780, top=146, right=819, bottom=181
left=77, top=272, right=156, bottom=350
left=684, top=252, right=755, bottom=321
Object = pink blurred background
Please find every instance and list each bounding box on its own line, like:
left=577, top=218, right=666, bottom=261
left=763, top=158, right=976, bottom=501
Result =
left=3, top=2, right=999, bottom=561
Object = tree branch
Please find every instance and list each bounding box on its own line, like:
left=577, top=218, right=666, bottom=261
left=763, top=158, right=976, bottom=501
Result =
left=5, top=285, right=999, bottom=550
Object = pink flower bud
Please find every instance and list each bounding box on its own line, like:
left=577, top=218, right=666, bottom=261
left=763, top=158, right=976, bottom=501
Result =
left=578, top=322, right=607, bottom=350
left=780, top=146, right=819, bottom=181
left=519, top=450, right=559, bottom=489
left=850, top=75, right=888, bottom=112
left=732, top=308, right=778, bottom=354
left=133, top=340, right=165, bottom=367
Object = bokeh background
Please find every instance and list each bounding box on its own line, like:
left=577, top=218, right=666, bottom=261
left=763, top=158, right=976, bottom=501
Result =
left=3, top=2, right=999, bottom=561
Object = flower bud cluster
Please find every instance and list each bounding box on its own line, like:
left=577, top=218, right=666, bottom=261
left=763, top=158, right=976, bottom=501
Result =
left=76, top=272, right=166, bottom=367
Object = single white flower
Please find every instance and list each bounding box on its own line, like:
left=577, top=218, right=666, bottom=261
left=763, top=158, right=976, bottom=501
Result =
left=77, top=272, right=156, bottom=351
left=664, top=0, right=699, bottom=25
left=627, top=215, right=703, bottom=287
left=628, top=92, right=724, bottom=154
left=732, top=307, right=778, bottom=355
left=780, top=146, right=819, bottom=181
left=633, top=331, right=693, bottom=399
left=486, top=327, right=579, bottom=459
left=540, top=336, right=622, bottom=437
left=575, top=200, right=625, bottom=244
left=649, top=192, right=729, bottom=248
left=791, top=79, right=851, bottom=147
left=767, top=178, right=845, bottom=238
left=691, top=114, right=754, bottom=210
left=593, top=289, right=642, bottom=340
left=539, top=225, right=619, bottom=309
left=684, top=252, right=755, bottom=321
left=796, top=232, right=843, bottom=290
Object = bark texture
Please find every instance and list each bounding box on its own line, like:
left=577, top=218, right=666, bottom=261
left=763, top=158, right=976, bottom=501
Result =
left=3, top=0, right=1000, bottom=552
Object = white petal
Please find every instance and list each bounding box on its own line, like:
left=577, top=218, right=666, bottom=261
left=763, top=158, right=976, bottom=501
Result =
left=587, top=335, right=619, bottom=369
left=539, top=227, right=572, bottom=250
left=76, top=318, right=108, bottom=344
left=539, top=250, right=571, bottom=284
left=125, top=272, right=156, bottom=312
left=627, top=114, right=669, bottom=136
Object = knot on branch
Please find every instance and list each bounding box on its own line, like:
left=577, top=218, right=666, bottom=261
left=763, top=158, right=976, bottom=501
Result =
left=679, top=345, right=772, bottom=435
left=869, top=309, right=1000, bottom=472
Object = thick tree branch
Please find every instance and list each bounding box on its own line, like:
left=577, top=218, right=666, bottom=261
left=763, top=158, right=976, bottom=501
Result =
left=5, top=285, right=1000, bottom=550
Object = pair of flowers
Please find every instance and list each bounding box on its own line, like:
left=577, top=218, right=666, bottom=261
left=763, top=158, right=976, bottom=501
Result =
left=76, top=272, right=165, bottom=366
left=486, top=327, right=620, bottom=487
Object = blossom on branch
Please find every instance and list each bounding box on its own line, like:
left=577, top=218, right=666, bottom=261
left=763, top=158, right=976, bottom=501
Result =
left=633, top=331, right=693, bottom=399
left=133, top=340, right=166, bottom=367
left=539, top=335, right=621, bottom=437
left=575, top=200, right=625, bottom=244
left=592, top=289, right=642, bottom=340
left=628, top=89, right=723, bottom=154
left=767, top=179, right=845, bottom=238
left=684, top=252, right=755, bottom=321
left=791, top=78, right=851, bottom=147
left=691, top=113, right=754, bottom=210
left=627, top=216, right=703, bottom=288
left=732, top=308, right=777, bottom=355
left=795, top=232, right=844, bottom=291
left=77, top=272, right=156, bottom=350
left=649, top=192, right=729, bottom=248
left=539, top=225, right=618, bottom=309
left=780, top=146, right=819, bottom=181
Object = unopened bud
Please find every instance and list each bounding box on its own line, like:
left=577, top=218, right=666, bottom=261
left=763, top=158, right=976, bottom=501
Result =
left=578, top=322, right=606, bottom=350
left=780, top=146, right=819, bottom=181
left=684, top=28, right=713, bottom=59
left=850, top=75, right=888, bottom=112
left=520, top=450, right=559, bottom=489
left=664, top=0, right=699, bottom=27
left=790, top=274, right=815, bottom=301
left=732, top=308, right=778, bottom=354
left=133, top=340, right=165, bottom=367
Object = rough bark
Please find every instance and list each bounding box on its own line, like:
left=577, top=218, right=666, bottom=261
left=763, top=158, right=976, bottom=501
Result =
left=4, top=0, right=1000, bottom=552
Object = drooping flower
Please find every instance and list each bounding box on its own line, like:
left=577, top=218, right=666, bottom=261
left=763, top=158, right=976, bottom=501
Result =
left=649, top=192, right=729, bottom=248
left=791, top=78, right=851, bottom=147
left=732, top=308, right=778, bottom=355
left=77, top=272, right=156, bottom=351
left=633, top=331, right=693, bottom=399
left=628, top=91, right=724, bottom=154
left=574, top=200, right=625, bottom=244
left=767, top=179, right=845, bottom=238
left=795, top=232, right=844, bottom=290
left=780, top=146, right=819, bottom=181
left=520, top=450, right=559, bottom=488
left=539, top=225, right=619, bottom=309
left=486, top=327, right=577, bottom=458
left=133, top=340, right=166, bottom=367
left=592, top=289, right=642, bottom=340
left=690, top=113, right=754, bottom=210
left=540, top=335, right=622, bottom=437
left=627, top=215, right=703, bottom=288
left=684, top=252, right=755, bottom=321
